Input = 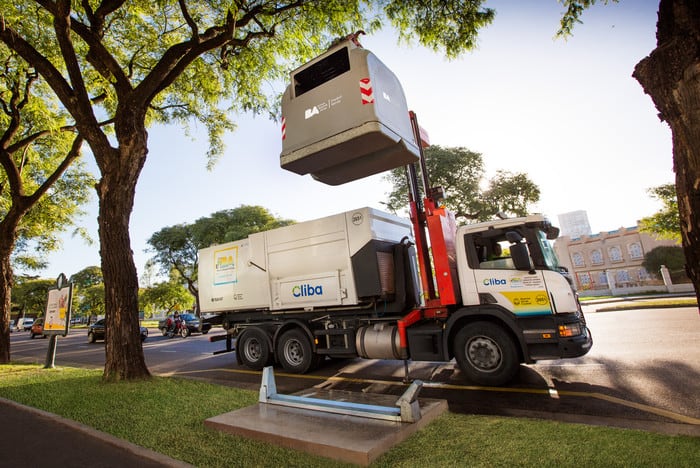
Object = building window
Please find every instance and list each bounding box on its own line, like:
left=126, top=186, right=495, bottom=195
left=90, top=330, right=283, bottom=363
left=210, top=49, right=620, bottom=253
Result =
left=590, top=249, right=603, bottom=265
left=572, top=252, right=585, bottom=267
left=608, top=246, right=623, bottom=263
left=578, top=272, right=591, bottom=288
left=639, top=268, right=651, bottom=280
left=616, top=270, right=630, bottom=283
left=598, top=271, right=608, bottom=286
left=628, top=242, right=643, bottom=259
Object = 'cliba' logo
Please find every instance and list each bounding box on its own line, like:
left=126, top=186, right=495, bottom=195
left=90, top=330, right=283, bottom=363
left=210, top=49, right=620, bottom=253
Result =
left=483, top=278, right=507, bottom=286
left=292, top=284, right=324, bottom=297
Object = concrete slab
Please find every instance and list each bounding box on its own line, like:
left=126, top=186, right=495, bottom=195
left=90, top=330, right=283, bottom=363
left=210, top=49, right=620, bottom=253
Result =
left=205, top=388, right=447, bottom=466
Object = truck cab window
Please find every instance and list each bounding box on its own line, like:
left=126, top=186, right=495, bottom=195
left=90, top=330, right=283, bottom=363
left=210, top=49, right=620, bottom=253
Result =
left=468, top=233, right=515, bottom=270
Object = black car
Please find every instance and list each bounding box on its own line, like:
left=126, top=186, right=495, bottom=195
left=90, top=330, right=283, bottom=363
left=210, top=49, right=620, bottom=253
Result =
left=158, top=313, right=211, bottom=337
left=87, top=318, right=148, bottom=343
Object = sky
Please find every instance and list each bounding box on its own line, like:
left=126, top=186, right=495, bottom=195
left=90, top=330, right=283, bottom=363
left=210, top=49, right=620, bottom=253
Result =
left=27, top=0, right=673, bottom=282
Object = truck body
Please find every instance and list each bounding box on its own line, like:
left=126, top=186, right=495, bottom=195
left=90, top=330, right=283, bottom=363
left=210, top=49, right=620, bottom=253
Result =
left=199, top=36, right=591, bottom=386
left=199, top=206, right=592, bottom=386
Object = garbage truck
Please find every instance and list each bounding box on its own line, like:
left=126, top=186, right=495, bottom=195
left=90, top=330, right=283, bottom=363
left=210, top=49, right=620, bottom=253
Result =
left=199, top=35, right=592, bottom=386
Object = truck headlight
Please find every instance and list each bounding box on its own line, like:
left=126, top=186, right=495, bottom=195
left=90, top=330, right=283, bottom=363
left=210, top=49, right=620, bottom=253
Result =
left=559, top=323, right=582, bottom=337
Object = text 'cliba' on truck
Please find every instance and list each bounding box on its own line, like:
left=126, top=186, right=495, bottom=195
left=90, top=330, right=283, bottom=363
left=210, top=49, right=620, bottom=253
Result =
left=199, top=34, right=592, bottom=386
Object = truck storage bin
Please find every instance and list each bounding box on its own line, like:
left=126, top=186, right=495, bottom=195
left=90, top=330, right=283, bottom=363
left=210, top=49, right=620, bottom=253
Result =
left=280, top=41, right=419, bottom=185
left=198, top=207, right=414, bottom=313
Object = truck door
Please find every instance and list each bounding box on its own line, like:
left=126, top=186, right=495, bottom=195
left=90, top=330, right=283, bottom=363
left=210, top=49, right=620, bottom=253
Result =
left=462, top=229, right=553, bottom=317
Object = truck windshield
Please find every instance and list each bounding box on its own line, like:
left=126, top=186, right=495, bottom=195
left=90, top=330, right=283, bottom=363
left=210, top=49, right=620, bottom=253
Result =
left=536, top=230, right=560, bottom=270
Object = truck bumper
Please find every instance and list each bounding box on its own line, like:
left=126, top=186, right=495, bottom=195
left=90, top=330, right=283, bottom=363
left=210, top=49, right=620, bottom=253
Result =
left=560, top=325, right=593, bottom=358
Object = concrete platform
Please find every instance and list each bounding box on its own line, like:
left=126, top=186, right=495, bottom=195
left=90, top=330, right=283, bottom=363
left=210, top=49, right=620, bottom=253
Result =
left=205, top=388, right=448, bottom=466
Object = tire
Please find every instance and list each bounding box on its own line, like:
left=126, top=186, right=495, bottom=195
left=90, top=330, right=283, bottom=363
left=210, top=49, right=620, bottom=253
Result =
left=453, top=321, right=519, bottom=386
left=88, top=331, right=96, bottom=344
left=160, top=328, right=168, bottom=336
left=237, top=328, right=271, bottom=370
left=180, top=327, right=190, bottom=338
left=202, top=330, right=209, bottom=335
left=29, top=332, right=35, bottom=339
left=276, top=329, right=320, bottom=374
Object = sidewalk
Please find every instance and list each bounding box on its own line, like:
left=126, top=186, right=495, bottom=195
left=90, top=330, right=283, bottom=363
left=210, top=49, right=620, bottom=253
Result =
left=0, top=398, right=190, bottom=468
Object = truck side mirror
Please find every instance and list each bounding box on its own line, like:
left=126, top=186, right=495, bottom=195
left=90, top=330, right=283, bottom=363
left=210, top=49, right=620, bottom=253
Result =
left=507, top=231, right=534, bottom=271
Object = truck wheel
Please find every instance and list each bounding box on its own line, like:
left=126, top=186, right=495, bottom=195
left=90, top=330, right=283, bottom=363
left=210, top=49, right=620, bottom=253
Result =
left=276, top=329, right=320, bottom=374
left=454, top=321, right=519, bottom=386
left=238, top=328, right=271, bottom=370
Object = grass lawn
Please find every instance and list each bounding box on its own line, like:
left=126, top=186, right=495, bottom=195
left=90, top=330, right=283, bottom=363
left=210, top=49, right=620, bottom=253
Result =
left=1, top=365, right=698, bottom=467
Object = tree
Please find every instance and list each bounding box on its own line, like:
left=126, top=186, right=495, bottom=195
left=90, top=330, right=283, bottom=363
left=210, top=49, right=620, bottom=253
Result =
left=631, top=0, right=700, bottom=303
left=639, top=183, right=681, bottom=241
left=383, top=145, right=540, bottom=222
left=0, top=50, right=93, bottom=363
left=10, top=277, right=55, bottom=319
left=80, top=283, right=106, bottom=321
left=642, top=246, right=686, bottom=282
left=140, top=280, right=192, bottom=316
left=0, top=1, right=496, bottom=381
left=147, top=205, right=293, bottom=314
left=70, top=266, right=103, bottom=320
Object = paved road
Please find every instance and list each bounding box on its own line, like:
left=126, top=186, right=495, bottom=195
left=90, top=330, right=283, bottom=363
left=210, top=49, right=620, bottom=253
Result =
left=9, top=306, right=700, bottom=435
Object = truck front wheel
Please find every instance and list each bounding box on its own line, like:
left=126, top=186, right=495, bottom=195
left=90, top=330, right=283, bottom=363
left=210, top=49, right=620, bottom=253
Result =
left=276, top=329, right=321, bottom=374
left=454, top=321, right=519, bottom=386
left=237, top=328, right=271, bottom=370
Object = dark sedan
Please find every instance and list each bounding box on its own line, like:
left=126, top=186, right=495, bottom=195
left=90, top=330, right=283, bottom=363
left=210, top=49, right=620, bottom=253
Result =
left=87, top=318, right=148, bottom=343
left=158, top=313, right=211, bottom=337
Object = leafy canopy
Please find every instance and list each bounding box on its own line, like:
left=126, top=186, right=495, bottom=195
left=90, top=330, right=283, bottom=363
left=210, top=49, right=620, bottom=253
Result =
left=0, top=48, right=94, bottom=270
left=639, top=183, right=681, bottom=242
left=383, top=145, right=540, bottom=222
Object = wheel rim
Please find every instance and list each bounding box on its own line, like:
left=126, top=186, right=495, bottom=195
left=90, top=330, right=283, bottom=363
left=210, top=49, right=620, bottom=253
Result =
left=243, top=338, right=262, bottom=363
left=466, top=335, right=502, bottom=373
left=282, top=338, right=304, bottom=366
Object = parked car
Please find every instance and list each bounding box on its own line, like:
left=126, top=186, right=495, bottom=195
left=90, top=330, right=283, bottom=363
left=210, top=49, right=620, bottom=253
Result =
left=9, top=320, right=14, bottom=332
left=158, top=313, right=211, bottom=337
left=29, top=318, right=45, bottom=339
left=87, top=318, right=148, bottom=343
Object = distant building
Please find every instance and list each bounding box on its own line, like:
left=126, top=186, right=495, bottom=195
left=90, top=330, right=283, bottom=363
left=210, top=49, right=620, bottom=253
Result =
left=554, top=223, right=684, bottom=296
left=557, top=210, right=592, bottom=238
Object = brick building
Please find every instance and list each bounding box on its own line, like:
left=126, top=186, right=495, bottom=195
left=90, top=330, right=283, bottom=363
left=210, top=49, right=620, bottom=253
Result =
left=553, top=224, right=682, bottom=296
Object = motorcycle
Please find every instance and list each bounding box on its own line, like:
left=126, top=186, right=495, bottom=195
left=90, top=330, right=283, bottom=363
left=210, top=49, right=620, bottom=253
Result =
left=166, top=316, right=189, bottom=338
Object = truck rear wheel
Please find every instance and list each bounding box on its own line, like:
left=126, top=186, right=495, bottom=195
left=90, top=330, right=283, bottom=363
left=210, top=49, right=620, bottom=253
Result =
left=454, top=321, right=519, bottom=386
left=237, top=328, right=271, bottom=370
left=276, top=329, right=320, bottom=374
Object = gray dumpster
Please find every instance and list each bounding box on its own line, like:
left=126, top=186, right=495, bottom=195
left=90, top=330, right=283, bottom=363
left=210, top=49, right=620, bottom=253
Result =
left=280, top=40, right=419, bottom=185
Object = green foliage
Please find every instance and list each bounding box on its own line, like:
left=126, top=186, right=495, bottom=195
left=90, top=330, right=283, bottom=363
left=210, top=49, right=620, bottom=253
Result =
left=0, top=48, right=94, bottom=271
left=78, top=284, right=106, bottom=318
left=384, top=0, right=495, bottom=58
left=10, top=277, right=54, bottom=316
left=69, top=266, right=103, bottom=290
left=147, top=205, right=294, bottom=300
left=642, top=246, right=686, bottom=280
left=639, top=183, right=681, bottom=241
left=383, top=145, right=540, bottom=222
left=139, top=280, right=192, bottom=313
left=556, top=1, right=618, bottom=38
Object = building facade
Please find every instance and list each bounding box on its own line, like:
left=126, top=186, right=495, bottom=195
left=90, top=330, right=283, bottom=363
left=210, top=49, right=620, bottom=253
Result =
left=554, top=224, right=682, bottom=296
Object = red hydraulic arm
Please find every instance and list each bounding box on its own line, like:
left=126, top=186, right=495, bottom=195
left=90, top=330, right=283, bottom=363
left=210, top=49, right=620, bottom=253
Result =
left=398, top=112, right=460, bottom=349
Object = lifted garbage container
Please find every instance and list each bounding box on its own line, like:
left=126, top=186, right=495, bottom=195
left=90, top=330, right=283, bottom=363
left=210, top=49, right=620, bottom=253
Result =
left=280, top=38, right=419, bottom=185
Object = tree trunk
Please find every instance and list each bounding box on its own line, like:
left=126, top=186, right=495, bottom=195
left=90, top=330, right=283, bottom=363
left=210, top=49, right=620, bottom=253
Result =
left=0, top=206, right=26, bottom=364
left=633, top=0, right=700, bottom=307
left=97, top=133, right=151, bottom=380
left=0, top=239, right=14, bottom=364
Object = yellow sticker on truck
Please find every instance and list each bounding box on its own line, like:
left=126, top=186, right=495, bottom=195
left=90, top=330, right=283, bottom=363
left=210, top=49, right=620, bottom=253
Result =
left=500, top=290, right=552, bottom=316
